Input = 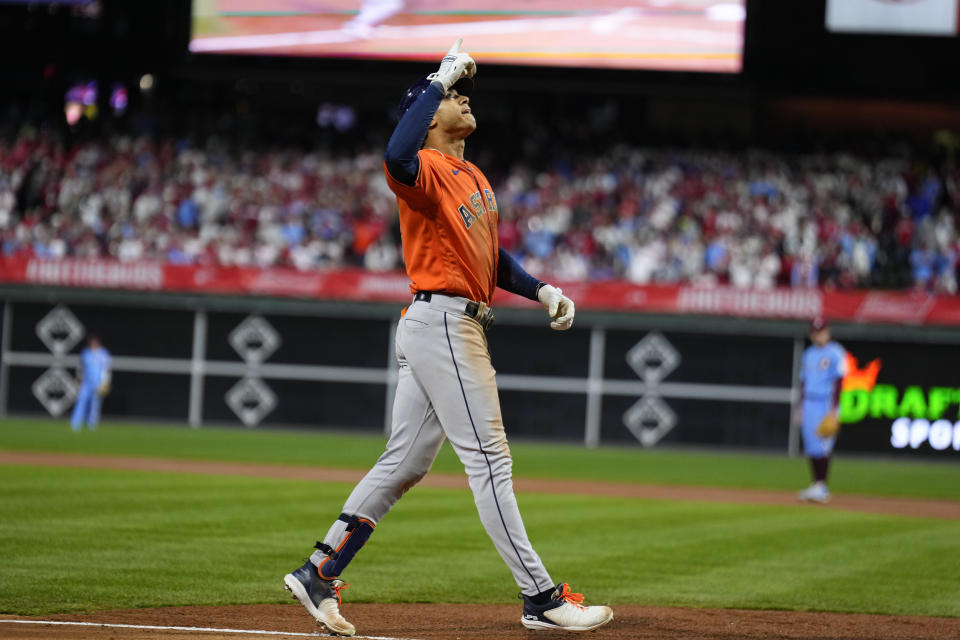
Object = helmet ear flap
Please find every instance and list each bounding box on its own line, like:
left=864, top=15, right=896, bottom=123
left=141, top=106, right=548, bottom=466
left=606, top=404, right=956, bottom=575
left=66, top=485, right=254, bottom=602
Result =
left=396, top=75, right=434, bottom=119
left=395, top=74, right=476, bottom=120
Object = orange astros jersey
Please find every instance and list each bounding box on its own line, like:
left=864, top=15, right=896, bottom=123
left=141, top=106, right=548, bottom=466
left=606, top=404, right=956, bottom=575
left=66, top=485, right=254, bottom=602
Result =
left=384, top=148, right=499, bottom=304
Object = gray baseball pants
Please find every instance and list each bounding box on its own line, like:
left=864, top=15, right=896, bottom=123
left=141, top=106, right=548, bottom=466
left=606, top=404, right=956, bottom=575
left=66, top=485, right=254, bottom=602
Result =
left=310, top=293, right=554, bottom=595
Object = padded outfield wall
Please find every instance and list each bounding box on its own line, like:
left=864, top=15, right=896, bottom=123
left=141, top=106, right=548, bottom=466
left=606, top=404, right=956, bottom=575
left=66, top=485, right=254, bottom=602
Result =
left=0, top=284, right=958, bottom=460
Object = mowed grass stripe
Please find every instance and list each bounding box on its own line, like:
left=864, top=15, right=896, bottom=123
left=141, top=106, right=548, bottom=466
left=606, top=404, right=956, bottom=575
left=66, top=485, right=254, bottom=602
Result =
left=4, top=451, right=958, bottom=520
left=1, top=419, right=958, bottom=500
left=1, top=465, right=958, bottom=618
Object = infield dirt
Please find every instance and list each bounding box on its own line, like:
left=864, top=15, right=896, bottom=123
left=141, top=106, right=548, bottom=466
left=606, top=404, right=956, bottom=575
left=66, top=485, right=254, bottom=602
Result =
left=3, top=603, right=960, bottom=640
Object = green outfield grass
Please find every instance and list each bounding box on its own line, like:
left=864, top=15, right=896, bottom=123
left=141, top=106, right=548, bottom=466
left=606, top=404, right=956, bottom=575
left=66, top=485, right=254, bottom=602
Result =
left=1, top=418, right=959, bottom=500
left=1, top=464, right=958, bottom=618
left=1, top=418, right=959, bottom=618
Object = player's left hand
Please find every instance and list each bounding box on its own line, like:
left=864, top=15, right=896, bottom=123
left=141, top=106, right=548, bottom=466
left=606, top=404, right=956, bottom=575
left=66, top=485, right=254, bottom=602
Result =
left=816, top=410, right=839, bottom=437
left=96, top=383, right=111, bottom=398
left=538, top=284, right=575, bottom=331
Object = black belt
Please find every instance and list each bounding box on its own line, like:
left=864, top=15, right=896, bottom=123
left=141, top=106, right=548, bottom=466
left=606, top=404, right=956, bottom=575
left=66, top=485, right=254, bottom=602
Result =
left=414, top=291, right=494, bottom=330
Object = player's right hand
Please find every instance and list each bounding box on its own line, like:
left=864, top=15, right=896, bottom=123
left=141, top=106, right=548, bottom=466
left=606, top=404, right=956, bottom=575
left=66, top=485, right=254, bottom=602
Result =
left=427, top=38, right=476, bottom=92
left=538, top=284, right=575, bottom=331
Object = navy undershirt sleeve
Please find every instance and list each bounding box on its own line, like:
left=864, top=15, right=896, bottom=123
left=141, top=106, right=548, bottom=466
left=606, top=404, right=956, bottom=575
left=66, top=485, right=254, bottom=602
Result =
left=384, top=82, right=445, bottom=187
left=497, top=248, right=544, bottom=301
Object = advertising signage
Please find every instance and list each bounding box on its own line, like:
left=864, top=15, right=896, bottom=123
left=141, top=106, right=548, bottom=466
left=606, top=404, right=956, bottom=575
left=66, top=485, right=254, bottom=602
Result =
left=838, top=340, right=960, bottom=456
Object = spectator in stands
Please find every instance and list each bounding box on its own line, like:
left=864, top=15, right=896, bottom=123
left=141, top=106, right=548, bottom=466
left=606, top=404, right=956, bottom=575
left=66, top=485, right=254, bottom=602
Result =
left=0, top=127, right=957, bottom=293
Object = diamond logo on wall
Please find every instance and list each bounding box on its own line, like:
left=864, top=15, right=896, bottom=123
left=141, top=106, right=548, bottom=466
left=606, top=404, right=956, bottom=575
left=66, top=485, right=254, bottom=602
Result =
left=622, top=332, right=682, bottom=447
left=626, top=332, right=680, bottom=384
left=225, top=377, right=277, bottom=427
left=228, top=316, right=281, bottom=364
left=622, top=396, right=677, bottom=448
left=35, top=305, right=85, bottom=356
left=32, top=367, right=79, bottom=417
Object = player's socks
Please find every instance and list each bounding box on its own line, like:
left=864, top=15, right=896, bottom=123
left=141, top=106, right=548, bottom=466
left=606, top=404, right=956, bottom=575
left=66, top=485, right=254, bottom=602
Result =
left=811, top=456, right=830, bottom=483
left=525, top=587, right=554, bottom=605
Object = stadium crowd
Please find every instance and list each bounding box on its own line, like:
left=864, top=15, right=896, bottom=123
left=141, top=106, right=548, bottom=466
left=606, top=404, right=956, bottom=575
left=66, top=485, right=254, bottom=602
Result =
left=0, top=127, right=957, bottom=293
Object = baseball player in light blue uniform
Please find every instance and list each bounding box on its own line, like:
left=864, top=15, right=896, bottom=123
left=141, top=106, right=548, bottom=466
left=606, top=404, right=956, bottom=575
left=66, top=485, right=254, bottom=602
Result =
left=71, top=335, right=111, bottom=431
left=797, top=317, right=846, bottom=503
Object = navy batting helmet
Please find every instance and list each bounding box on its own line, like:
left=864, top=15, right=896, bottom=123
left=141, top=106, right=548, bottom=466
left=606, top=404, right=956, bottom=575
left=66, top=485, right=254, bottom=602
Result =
left=397, top=75, right=474, bottom=118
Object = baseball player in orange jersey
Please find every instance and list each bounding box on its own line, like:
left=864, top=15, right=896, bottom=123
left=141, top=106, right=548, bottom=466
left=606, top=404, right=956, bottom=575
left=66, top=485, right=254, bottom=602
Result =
left=283, top=39, right=614, bottom=635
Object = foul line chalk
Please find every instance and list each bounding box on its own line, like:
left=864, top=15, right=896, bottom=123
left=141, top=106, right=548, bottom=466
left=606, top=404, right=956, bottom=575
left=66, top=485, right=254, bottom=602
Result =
left=0, top=619, right=424, bottom=640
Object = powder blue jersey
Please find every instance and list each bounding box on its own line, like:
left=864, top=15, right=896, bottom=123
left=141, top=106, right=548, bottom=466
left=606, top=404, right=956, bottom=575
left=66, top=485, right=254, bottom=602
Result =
left=800, top=341, right=846, bottom=403
left=80, top=347, right=111, bottom=388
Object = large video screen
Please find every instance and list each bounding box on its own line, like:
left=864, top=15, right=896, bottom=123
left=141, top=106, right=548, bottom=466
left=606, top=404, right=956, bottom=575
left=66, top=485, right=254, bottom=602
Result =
left=190, top=1, right=745, bottom=73
left=826, top=0, right=959, bottom=36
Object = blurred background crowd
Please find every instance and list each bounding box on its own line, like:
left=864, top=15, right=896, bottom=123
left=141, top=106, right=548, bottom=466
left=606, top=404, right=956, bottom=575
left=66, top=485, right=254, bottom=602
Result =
left=2, top=124, right=957, bottom=293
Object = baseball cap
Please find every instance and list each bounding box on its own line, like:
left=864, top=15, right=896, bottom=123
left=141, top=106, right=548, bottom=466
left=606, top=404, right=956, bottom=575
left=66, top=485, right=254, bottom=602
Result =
left=397, top=75, right=474, bottom=117
left=810, top=316, right=829, bottom=332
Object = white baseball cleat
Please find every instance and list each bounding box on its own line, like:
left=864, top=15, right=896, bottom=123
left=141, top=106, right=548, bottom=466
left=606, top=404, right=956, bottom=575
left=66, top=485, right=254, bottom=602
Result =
left=520, top=583, right=614, bottom=632
left=284, top=561, right=356, bottom=636
left=797, top=483, right=831, bottom=504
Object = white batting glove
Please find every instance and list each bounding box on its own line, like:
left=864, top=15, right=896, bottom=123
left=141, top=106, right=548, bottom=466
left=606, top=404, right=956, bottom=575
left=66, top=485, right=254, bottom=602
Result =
left=537, top=284, right=575, bottom=331
left=427, top=38, right=476, bottom=92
